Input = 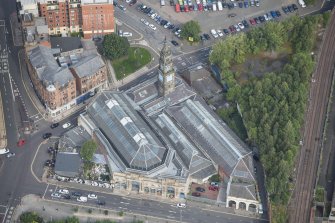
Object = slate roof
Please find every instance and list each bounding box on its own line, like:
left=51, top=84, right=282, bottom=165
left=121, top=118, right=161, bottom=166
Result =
left=86, top=91, right=169, bottom=171
left=54, top=153, right=82, bottom=178
left=28, top=45, right=74, bottom=86
left=71, top=55, right=105, bottom=78
left=228, top=183, right=257, bottom=201
left=50, top=37, right=82, bottom=53
left=58, top=126, right=91, bottom=152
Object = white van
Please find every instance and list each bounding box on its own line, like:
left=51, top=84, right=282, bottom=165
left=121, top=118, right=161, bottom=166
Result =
left=212, top=3, right=217, bottom=11
left=258, top=204, right=263, bottom=214
left=161, top=0, right=165, bottom=6
left=211, top=29, right=218, bottom=38
left=298, top=0, right=306, bottom=8
left=217, top=1, right=223, bottom=10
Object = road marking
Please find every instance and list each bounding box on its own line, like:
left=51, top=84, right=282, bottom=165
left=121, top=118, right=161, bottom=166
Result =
left=42, top=184, right=50, bottom=199
left=120, top=201, right=130, bottom=205
left=168, top=210, right=177, bottom=213
left=121, top=197, right=131, bottom=200
left=167, top=216, right=175, bottom=219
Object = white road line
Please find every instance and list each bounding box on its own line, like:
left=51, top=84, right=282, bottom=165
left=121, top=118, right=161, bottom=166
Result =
left=120, top=202, right=130, bottom=205
left=0, top=205, right=6, bottom=208
left=168, top=210, right=177, bottom=213
left=8, top=73, right=14, bottom=102
left=42, top=184, right=50, bottom=199
left=121, top=197, right=131, bottom=200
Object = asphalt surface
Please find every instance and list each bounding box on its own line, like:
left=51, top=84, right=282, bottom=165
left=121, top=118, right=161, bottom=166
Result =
left=288, top=10, right=335, bottom=223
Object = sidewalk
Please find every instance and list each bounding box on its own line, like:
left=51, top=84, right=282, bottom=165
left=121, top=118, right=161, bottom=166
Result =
left=0, top=89, right=7, bottom=149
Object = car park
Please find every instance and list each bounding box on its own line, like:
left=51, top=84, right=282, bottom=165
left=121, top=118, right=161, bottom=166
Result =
left=88, top=193, right=98, bottom=199
left=171, top=40, right=179, bottom=46
left=196, top=187, right=205, bottom=192
left=62, top=122, right=71, bottom=129
left=77, top=196, right=88, bottom=202
left=50, top=123, right=59, bottom=129
left=43, top=133, right=52, bottom=139
left=6, top=152, right=15, bottom=158
left=58, top=189, right=70, bottom=194
left=51, top=193, right=61, bottom=198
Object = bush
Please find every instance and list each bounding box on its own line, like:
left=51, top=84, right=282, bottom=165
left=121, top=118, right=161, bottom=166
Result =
left=180, top=20, right=201, bottom=42
left=118, top=211, right=124, bottom=216
left=88, top=209, right=92, bottom=214
left=104, top=210, right=109, bottom=215
left=19, top=212, right=43, bottom=223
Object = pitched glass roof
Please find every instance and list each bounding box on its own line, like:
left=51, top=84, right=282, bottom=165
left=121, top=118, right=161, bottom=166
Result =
left=87, top=92, right=168, bottom=171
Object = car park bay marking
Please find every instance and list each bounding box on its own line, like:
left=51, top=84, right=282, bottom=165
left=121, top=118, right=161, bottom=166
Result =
left=168, top=210, right=177, bottom=213
left=120, top=202, right=130, bottom=205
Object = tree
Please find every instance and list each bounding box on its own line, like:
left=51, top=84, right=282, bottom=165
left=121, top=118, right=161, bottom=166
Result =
left=262, top=22, right=285, bottom=51
left=80, top=140, right=97, bottom=161
left=180, top=20, right=201, bottom=42
left=19, top=212, right=44, bottom=223
left=102, top=33, right=130, bottom=60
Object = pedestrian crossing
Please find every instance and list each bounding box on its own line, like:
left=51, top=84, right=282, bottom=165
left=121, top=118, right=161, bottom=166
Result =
left=0, top=204, right=14, bottom=223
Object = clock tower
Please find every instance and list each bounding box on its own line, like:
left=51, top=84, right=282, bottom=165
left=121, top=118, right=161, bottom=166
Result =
left=158, top=38, right=175, bottom=96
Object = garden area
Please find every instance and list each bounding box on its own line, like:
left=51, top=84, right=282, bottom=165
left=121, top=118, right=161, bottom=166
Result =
left=112, top=47, right=152, bottom=80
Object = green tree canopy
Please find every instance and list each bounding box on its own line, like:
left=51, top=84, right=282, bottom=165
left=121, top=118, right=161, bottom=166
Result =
left=180, top=20, right=201, bottom=42
left=102, top=33, right=130, bottom=60
left=80, top=140, right=98, bottom=161
left=20, top=212, right=44, bottom=223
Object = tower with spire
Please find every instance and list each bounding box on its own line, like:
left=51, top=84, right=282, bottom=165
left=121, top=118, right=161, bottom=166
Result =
left=158, top=38, right=175, bottom=96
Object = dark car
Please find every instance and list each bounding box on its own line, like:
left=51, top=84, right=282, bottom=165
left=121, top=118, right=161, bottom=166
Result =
left=192, top=192, right=201, bottom=197
left=160, top=20, right=167, bottom=26
left=228, top=13, right=236, bottom=18
left=254, top=17, right=260, bottom=24
left=171, top=40, right=179, bottom=46
left=97, top=200, right=106, bottom=205
left=45, top=159, right=55, bottom=167
left=222, top=2, right=227, bottom=8
left=48, top=147, right=56, bottom=153
left=203, top=33, right=210, bottom=40
left=258, top=15, right=265, bottom=23
left=282, top=6, right=289, bottom=14
left=244, top=1, right=249, bottom=8
left=229, top=25, right=236, bottom=33
left=275, top=10, right=281, bottom=17
left=223, top=28, right=230, bottom=35
left=168, top=24, right=175, bottom=30
left=129, top=0, right=137, bottom=6
left=270, top=11, right=277, bottom=18
left=238, top=2, right=243, bottom=8
left=62, top=194, right=71, bottom=199
left=43, top=133, right=52, bottom=139
left=242, top=20, right=249, bottom=28
left=288, top=5, right=293, bottom=12
left=72, top=192, right=82, bottom=197
left=292, top=4, right=298, bottom=11
left=196, top=187, right=205, bottom=192
left=50, top=123, right=59, bottom=129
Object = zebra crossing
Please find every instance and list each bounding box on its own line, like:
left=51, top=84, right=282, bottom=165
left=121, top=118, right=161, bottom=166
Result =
left=0, top=204, right=15, bottom=223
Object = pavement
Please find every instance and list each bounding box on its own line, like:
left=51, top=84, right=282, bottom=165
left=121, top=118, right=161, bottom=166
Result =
left=0, top=90, right=7, bottom=149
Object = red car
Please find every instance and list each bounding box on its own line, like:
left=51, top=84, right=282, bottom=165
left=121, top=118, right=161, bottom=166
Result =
left=209, top=185, right=219, bottom=191
left=184, top=5, right=189, bottom=12
left=192, top=192, right=201, bottom=197
left=17, top=139, right=26, bottom=147
left=249, top=18, right=256, bottom=25
left=197, top=3, right=203, bottom=11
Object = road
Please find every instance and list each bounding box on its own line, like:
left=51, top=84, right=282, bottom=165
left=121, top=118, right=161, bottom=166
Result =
left=288, top=10, right=335, bottom=223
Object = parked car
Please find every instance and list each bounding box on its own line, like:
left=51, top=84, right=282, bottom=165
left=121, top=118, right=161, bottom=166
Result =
left=6, top=152, right=15, bottom=158
left=254, top=17, right=260, bottom=24
left=62, top=122, right=71, bottom=129
left=223, top=28, right=230, bottom=35
left=192, top=192, right=201, bottom=197
left=88, top=194, right=98, bottom=199
left=45, top=159, right=55, bottom=167
left=255, top=0, right=259, bottom=7
left=242, top=20, right=249, bottom=28
left=171, top=40, right=179, bottom=46
left=77, top=196, right=88, bottom=202
left=50, top=123, right=59, bottom=129
left=58, top=189, right=70, bottom=194
left=51, top=193, right=61, bottom=198
left=149, top=24, right=156, bottom=30
left=203, top=33, right=210, bottom=40
left=237, top=22, right=244, bottom=30
left=228, top=13, right=236, bottom=18
left=118, top=5, right=126, bottom=10
left=234, top=24, right=241, bottom=32
left=292, top=3, right=298, bottom=11
left=210, top=29, right=218, bottom=38
left=249, top=18, right=256, bottom=25
left=209, top=185, right=219, bottom=191
left=97, top=200, right=106, bottom=205
left=217, top=30, right=223, bottom=37
left=196, top=187, right=205, bottom=192
left=282, top=6, right=289, bottom=14
left=275, top=10, right=281, bottom=17
left=258, top=15, right=265, bottom=23
left=62, top=194, right=71, bottom=200
left=177, top=203, right=186, bottom=208
left=43, top=133, right=52, bottom=139
left=123, top=32, right=133, bottom=37
left=243, top=1, right=249, bottom=8
left=72, top=192, right=82, bottom=197
left=270, top=11, right=277, bottom=18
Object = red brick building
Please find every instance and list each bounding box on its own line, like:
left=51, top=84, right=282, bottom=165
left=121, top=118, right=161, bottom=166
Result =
left=81, top=0, right=114, bottom=39
left=37, top=0, right=114, bottom=39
